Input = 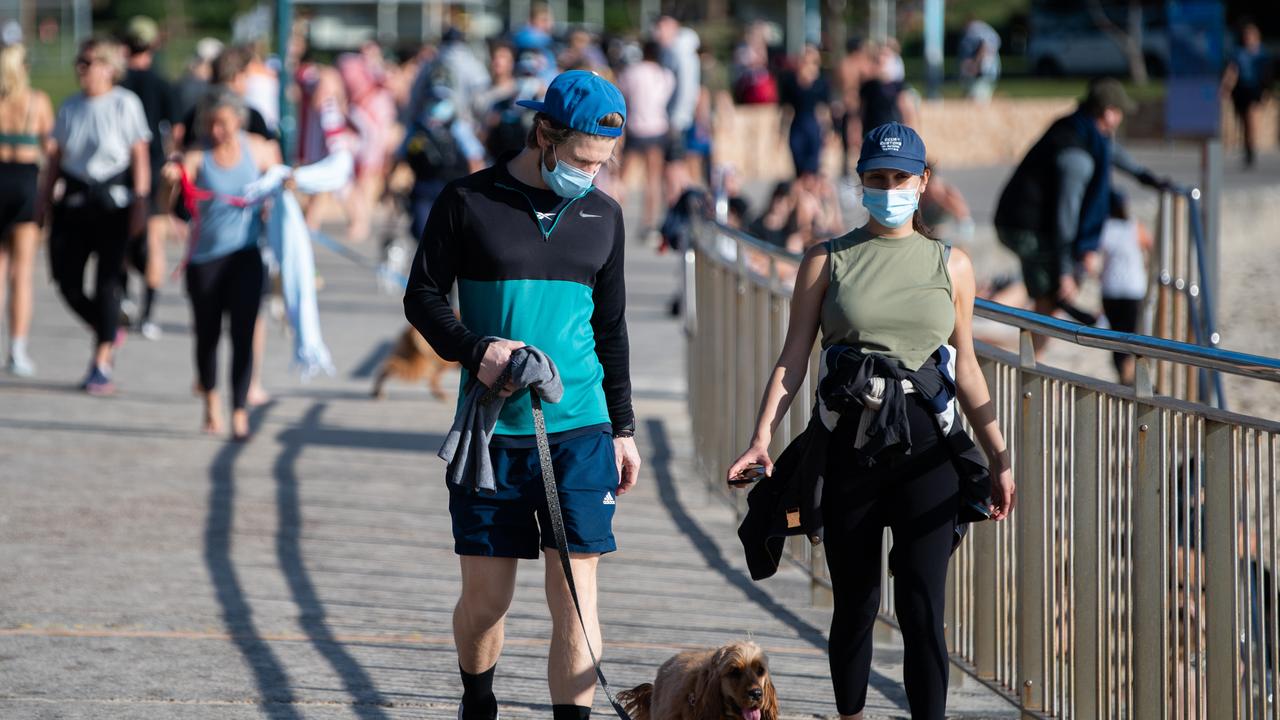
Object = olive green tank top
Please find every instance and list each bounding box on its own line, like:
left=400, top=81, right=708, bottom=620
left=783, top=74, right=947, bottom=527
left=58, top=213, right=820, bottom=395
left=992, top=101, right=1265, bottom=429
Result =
left=820, top=228, right=955, bottom=371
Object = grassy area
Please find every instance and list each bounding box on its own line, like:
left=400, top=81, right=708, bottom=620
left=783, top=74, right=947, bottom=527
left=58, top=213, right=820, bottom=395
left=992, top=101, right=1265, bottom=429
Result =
left=901, top=55, right=1167, bottom=102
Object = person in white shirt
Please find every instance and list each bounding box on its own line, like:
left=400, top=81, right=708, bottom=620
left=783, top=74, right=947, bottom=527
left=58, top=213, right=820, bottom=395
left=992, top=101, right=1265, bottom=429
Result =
left=1098, top=190, right=1152, bottom=384
left=38, top=37, right=151, bottom=395
left=617, top=41, right=675, bottom=233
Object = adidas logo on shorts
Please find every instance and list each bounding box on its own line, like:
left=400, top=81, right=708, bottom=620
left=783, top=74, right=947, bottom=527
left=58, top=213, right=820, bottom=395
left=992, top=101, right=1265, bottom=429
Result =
left=602, top=492, right=616, bottom=505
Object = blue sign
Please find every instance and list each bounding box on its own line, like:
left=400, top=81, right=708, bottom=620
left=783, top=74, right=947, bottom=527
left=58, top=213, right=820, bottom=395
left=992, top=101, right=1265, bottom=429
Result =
left=1165, top=0, right=1225, bottom=137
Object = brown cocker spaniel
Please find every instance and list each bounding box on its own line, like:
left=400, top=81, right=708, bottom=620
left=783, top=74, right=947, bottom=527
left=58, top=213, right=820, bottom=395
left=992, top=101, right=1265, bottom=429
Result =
left=617, top=641, right=779, bottom=720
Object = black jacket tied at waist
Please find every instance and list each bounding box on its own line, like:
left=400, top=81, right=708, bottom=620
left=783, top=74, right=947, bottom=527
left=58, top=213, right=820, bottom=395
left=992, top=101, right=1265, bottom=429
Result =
left=737, top=345, right=993, bottom=581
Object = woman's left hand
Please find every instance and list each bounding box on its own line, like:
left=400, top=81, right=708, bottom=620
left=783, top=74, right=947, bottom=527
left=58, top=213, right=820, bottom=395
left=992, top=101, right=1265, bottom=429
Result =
left=989, top=467, right=1016, bottom=521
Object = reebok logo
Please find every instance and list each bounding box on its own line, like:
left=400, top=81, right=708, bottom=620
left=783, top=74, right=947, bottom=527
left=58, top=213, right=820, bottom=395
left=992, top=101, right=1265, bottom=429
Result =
left=602, top=492, right=616, bottom=505
left=579, top=210, right=601, bottom=218
left=879, top=137, right=902, bottom=152
left=535, top=210, right=557, bottom=221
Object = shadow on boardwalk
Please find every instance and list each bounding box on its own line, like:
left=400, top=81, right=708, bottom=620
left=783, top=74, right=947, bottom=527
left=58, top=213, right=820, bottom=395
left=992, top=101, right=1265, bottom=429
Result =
left=203, top=401, right=446, bottom=718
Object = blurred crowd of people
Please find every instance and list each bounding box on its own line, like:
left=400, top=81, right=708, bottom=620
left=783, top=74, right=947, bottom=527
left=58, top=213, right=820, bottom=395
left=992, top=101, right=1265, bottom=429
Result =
left=0, top=6, right=1273, bottom=408
left=0, top=4, right=1067, bottom=403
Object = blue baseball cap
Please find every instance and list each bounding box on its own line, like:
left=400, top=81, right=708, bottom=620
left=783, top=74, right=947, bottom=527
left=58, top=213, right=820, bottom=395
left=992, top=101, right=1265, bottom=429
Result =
left=517, top=70, right=627, bottom=138
left=856, top=122, right=927, bottom=175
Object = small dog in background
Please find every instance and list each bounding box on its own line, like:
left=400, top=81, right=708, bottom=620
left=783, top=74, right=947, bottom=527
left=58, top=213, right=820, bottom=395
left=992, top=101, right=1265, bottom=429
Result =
left=618, top=641, right=779, bottom=720
left=371, top=325, right=458, bottom=401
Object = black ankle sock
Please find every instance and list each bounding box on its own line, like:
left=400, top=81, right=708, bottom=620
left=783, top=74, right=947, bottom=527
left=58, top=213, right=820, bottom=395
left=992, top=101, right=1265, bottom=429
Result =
left=142, top=287, right=156, bottom=323
left=460, top=664, right=497, bottom=719
left=551, top=705, right=591, bottom=720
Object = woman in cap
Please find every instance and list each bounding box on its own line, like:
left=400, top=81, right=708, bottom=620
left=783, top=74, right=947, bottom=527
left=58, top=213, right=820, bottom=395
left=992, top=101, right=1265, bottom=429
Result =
left=728, top=122, right=1015, bottom=719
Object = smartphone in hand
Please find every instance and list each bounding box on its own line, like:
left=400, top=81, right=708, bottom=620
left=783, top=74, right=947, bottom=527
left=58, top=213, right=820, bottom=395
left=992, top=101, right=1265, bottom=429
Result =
left=728, top=464, right=767, bottom=487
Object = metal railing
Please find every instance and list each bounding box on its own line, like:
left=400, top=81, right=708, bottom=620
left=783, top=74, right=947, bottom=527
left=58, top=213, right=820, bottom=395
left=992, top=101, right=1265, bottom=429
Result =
left=1150, top=187, right=1226, bottom=407
left=686, top=215, right=1280, bottom=719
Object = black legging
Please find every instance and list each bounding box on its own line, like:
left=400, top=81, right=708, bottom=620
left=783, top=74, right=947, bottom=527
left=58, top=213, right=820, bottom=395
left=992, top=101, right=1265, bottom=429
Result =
left=822, top=395, right=960, bottom=719
left=185, top=248, right=264, bottom=410
left=49, top=204, right=130, bottom=346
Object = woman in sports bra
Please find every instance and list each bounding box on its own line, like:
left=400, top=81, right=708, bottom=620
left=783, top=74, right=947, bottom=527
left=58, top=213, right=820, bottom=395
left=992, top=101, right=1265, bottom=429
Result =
left=0, top=42, right=53, bottom=377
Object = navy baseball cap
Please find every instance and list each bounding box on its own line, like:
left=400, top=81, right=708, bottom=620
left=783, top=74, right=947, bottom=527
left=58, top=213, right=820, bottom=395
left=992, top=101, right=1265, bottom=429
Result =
left=517, top=70, right=627, bottom=138
left=856, top=122, right=927, bottom=175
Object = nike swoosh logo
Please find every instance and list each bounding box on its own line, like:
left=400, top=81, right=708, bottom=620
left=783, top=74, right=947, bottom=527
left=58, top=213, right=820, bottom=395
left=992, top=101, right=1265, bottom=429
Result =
left=579, top=211, right=601, bottom=218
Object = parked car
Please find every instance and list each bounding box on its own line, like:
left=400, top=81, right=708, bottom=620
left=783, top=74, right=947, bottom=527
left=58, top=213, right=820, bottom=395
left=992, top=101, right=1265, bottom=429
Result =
left=1027, top=4, right=1170, bottom=77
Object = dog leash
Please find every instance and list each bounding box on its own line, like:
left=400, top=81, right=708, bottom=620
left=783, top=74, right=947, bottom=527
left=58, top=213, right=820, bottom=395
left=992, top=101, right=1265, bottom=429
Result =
left=475, top=370, right=631, bottom=718
left=531, top=391, right=633, bottom=720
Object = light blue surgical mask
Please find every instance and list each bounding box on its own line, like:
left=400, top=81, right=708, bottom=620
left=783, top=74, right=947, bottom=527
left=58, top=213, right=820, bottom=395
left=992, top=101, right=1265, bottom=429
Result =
left=862, top=187, right=920, bottom=228
left=541, top=147, right=597, bottom=199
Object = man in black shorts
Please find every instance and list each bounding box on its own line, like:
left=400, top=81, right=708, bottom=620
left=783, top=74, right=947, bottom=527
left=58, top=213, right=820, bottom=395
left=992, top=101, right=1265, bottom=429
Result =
left=404, top=70, right=640, bottom=720
left=119, top=16, right=175, bottom=339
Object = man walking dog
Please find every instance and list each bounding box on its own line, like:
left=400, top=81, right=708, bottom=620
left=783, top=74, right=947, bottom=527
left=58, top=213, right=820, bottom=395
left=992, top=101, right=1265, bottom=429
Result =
left=404, top=70, right=640, bottom=720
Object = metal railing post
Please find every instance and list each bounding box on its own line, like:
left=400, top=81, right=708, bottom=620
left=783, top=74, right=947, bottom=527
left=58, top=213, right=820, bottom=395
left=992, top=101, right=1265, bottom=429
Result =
left=1203, top=420, right=1241, bottom=716
left=972, top=360, right=999, bottom=680
left=1132, top=400, right=1170, bottom=720
left=1072, top=389, right=1102, bottom=720
left=1017, top=329, right=1046, bottom=712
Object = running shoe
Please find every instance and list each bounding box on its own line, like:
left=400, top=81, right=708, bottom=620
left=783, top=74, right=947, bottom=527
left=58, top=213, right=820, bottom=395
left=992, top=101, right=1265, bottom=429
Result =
left=83, top=365, right=116, bottom=396
left=6, top=351, right=35, bottom=377
left=139, top=320, right=162, bottom=341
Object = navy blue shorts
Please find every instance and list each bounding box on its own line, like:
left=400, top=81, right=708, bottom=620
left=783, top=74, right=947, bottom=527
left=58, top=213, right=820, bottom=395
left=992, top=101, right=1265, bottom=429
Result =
left=448, top=431, right=619, bottom=559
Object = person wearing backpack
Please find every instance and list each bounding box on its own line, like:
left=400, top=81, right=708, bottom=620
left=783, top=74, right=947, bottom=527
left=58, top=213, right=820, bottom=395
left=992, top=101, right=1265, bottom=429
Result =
left=392, top=85, right=485, bottom=242
left=994, top=78, right=1167, bottom=357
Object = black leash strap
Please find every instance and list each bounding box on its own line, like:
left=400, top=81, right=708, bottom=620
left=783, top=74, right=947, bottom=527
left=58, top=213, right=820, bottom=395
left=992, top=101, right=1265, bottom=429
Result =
left=530, top=391, right=632, bottom=719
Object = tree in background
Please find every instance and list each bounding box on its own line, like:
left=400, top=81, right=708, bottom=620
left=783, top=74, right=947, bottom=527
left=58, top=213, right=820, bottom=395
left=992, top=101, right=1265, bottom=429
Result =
left=1087, top=0, right=1149, bottom=85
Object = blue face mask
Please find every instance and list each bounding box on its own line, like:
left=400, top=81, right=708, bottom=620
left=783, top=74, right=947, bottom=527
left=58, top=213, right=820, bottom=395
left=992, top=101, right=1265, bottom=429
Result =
left=862, top=187, right=920, bottom=228
left=541, top=147, right=597, bottom=199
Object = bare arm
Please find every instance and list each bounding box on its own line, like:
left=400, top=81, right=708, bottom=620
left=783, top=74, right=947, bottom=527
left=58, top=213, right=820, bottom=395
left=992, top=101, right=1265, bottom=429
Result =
left=35, top=144, right=60, bottom=226
left=948, top=247, right=1016, bottom=519
left=1221, top=62, right=1239, bottom=96
left=35, top=91, right=55, bottom=153
left=727, top=243, right=830, bottom=481
left=128, top=140, right=151, bottom=238
left=249, top=135, right=283, bottom=172
left=131, top=140, right=151, bottom=197
left=160, top=150, right=202, bottom=210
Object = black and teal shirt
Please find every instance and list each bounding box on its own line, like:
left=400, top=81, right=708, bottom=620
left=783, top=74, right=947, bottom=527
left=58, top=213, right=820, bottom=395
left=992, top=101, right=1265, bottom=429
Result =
left=404, top=155, right=634, bottom=443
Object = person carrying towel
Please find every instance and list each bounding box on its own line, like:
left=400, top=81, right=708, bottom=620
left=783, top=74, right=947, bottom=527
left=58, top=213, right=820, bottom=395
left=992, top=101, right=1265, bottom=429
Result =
left=404, top=70, right=640, bottom=720
left=728, top=122, right=1015, bottom=720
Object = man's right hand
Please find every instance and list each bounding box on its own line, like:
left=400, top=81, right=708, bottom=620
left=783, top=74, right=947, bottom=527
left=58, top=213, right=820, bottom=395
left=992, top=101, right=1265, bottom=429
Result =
left=1057, top=274, right=1078, bottom=302
left=477, top=339, right=526, bottom=398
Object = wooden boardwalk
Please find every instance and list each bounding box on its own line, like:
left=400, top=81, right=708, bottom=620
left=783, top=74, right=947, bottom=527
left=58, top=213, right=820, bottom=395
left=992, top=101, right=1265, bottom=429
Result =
left=0, top=226, right=1016, bottom=719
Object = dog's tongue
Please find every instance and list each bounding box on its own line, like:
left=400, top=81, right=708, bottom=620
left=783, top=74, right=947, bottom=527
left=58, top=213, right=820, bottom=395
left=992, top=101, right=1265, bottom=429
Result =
left=742, top=710, right=761, bottom=720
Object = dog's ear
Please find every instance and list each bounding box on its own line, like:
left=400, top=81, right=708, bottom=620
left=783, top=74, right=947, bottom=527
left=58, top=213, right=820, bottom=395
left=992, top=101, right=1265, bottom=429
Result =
left=760, top=670, right=780, bottom=720
left=692, top=648, right=728, bottom=720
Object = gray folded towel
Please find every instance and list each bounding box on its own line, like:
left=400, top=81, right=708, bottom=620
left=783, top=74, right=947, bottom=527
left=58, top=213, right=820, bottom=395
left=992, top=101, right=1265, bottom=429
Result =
left=438, top=342, right=563, bottom=494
